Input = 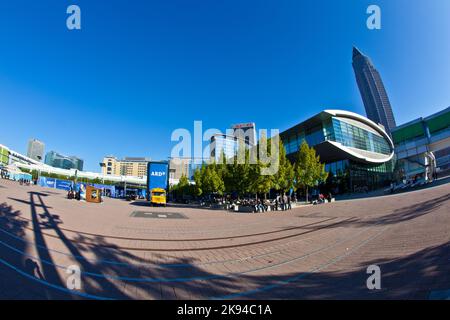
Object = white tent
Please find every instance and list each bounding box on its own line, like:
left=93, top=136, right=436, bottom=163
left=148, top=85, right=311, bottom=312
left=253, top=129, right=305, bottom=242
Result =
left=4, top=163, right=23, bottom=174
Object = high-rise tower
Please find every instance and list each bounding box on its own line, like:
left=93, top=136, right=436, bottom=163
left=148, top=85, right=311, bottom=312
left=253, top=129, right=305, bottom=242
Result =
left=27, top=138, right=45, bottom=161
left=352, top=47, right=396, bottom=134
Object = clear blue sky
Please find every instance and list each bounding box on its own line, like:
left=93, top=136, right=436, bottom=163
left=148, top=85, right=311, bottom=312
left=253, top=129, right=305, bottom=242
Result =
left=1, top=0, right=449, bottom=172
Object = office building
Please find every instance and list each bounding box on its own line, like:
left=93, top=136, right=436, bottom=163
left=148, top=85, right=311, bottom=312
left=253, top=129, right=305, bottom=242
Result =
left=231, top=122, right=257, bottom=146
left=169, top=157, right=192, bottom=180
left=102, top=156, right=150, bottom=178
left=391, top=106, right=450, bottom=181
left=45, top=151, right=84, bottom=171
left=280, top=109, right=395, bottom=193
left=210, top=122, right=256, bottom=161
left=27, top=138, right=45, bottom=162
left=352, top=47, right=397, bottom=134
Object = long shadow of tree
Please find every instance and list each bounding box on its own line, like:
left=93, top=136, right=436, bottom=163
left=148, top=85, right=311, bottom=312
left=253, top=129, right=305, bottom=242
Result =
left=1, top=190, right=449, bottom=299
left=0, top=202, right=55, bottom=299
left=2, top=192, right=239, bottom=299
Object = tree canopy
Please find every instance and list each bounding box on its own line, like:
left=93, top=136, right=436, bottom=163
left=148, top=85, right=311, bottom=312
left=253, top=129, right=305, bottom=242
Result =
left=294, top=141, right=328, bottom=201
left=180, top=139, right=327, bottom=201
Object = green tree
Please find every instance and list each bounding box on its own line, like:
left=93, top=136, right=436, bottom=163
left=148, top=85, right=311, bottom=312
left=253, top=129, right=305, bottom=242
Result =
left=282, top=160, right=295, bottom=193
left=294, top=141, right=328, bottom=202
left=249, top=159, right=273, bottom=199
left=193, top=163, right=225, bottom=196
left=224, top=147, right=252, bottom=197
left=178, top=174, right=190, bottom=188
left=172, top=174, right=190, bottom=199
left=248, top=133, right=274, bottom=199
left=193, top=165, right=204, bottom=196
left=273, top=140, right=295, bottom=193
left=202, top=164, right=225, bottom=195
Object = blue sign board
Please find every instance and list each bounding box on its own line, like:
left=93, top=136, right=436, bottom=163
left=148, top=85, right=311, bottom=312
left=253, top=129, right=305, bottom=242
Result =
left=147, top=162, right=169, bottom=192
left=55, top=179, right=73, bottom=191
left=38, top=177, right=56, bottom=188
left=36, top=177, right=118, bottom=197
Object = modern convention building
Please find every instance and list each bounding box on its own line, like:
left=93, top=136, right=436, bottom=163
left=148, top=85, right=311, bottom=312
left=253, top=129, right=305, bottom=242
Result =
left=280, top=109, right=395, bottom=193
left=391, top=106, right=450, bottom=181
left=0, top=144, right=10, bottom=166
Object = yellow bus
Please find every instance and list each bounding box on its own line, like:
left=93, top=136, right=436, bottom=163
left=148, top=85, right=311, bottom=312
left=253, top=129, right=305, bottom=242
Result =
left=150, top=188, right=166, bottom=206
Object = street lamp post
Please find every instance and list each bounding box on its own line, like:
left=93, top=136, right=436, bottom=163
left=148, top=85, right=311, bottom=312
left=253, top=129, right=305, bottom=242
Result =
left=36, top=155, right=42, bottom=184
left=99, top=162, right=106, bottom=185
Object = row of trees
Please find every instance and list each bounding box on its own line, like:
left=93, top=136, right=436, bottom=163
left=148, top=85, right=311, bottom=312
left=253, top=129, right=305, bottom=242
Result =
left=172, top=139, right=328, bottom=202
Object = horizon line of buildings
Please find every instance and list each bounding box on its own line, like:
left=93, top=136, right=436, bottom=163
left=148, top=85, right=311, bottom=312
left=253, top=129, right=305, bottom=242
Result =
left=26, top=139, right=84, bottom=171
left=2, top=104, right=449, bottom=192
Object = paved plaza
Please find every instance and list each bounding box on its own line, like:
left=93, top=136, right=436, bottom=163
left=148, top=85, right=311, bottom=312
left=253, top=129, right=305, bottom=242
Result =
left=0, top=179, right=449, bottom=300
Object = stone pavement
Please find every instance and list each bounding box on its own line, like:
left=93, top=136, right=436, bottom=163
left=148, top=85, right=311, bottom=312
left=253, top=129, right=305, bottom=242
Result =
left=0, top=178, right=449, bottom=299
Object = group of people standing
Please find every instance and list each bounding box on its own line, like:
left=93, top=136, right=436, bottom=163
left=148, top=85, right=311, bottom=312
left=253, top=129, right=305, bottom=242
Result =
left=0, top=170, right=9, bottom=179
left=274, top=193, right=295, bottom=211
left=67, top=189, right=82, bottom=200
left=254, top=193, right=296, bottom=213
left=18, top=178, right=31, bottom=186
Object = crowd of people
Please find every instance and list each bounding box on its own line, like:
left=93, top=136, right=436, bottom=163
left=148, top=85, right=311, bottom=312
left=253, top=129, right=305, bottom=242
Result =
left=196, top=191, right=336, bottom=213
left=198, top=193, right=298, bottom=213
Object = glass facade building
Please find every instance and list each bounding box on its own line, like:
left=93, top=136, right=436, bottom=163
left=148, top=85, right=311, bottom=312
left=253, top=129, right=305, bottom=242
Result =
left=211, top=134, right=240, bottom=161
left=45, top=151, right=84, bottom=171
left=280, top=110, right=395, bottom=193
left=324, top=118, right=391, bottom=155
left=391, top=106, right=450, bottom=180
left=284, top=117, right=391, bottom=157
left=210, top=129, right=255, bottom=162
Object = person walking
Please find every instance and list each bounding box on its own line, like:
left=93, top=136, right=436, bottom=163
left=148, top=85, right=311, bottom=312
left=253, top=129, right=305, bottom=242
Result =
left=258, top=199, right=265, bottom=213
left=287, top=195, right=292, bottom=210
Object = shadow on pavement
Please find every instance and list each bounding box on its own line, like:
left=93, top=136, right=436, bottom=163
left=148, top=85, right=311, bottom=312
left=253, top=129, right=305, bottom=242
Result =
left=0, top=191, right=449, bottom=299
left=354, top=193, right=450, bottom=227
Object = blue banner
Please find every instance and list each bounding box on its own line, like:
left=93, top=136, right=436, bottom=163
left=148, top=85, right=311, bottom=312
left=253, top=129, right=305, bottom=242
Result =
left=148, top=162, right=169, bottom=191
left=38, top=177, right=56, bottom=188
left=55, top=179, right=73, bottom=191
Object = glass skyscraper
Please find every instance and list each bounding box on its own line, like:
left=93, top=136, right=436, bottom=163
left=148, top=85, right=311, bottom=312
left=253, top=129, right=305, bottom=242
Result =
left=352, top=47, right=397, bottom=135
left=45, top=151, right=84, bottom=171
left=210, top=134, right=242, bottom=161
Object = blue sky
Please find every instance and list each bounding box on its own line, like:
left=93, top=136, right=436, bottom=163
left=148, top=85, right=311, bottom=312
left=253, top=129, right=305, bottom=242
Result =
left=1, top=0, right=449, bottom=171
